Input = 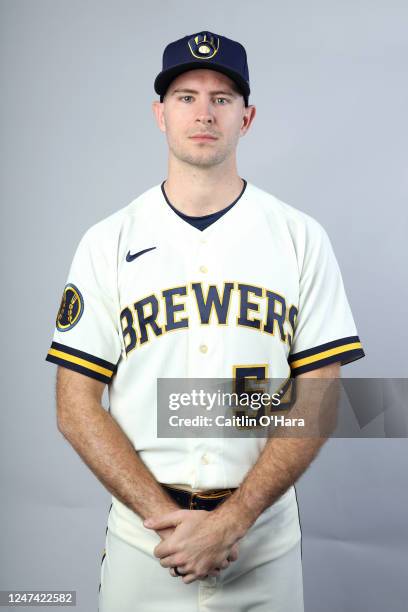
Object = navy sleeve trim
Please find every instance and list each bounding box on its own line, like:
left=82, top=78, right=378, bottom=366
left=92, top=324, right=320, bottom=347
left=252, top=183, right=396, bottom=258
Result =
left=45, top=341, right=119, bottom=384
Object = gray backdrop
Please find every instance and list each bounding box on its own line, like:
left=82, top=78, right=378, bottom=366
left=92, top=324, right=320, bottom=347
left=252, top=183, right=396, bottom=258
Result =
left=1, top=1, right=407, bottom=610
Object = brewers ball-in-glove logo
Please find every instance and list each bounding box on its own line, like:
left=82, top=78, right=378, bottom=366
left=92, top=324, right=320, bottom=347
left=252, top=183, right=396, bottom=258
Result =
left=56, top=283, right=84, bottom=331
left=188, top=32, right=220, bottom=59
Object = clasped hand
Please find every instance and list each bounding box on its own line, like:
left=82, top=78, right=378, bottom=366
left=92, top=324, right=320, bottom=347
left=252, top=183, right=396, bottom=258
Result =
left=144, top=509, right=240, bottom=584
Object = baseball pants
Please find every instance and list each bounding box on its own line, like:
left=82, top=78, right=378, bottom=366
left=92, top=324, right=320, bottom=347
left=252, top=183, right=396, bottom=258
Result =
left=98, top=504, right=304, bottom=612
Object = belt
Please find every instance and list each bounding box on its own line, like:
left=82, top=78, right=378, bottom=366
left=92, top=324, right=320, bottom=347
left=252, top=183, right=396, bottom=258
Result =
left=161, top=483, right=237, bottom=511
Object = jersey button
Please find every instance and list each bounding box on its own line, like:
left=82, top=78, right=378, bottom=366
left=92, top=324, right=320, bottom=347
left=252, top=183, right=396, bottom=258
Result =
left=199, top=344, right=208, bottom=353
left=201, top=453, right=210, bottom=464
left=199, top=265, right=208, bottom=273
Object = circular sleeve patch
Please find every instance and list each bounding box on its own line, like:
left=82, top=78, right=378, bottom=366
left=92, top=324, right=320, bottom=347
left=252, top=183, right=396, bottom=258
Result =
left=56, top=283, right=84, bottom=331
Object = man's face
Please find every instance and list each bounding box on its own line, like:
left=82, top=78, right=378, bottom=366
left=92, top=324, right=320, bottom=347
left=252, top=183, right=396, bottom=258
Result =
left=153, top=69, right=256, bottom=168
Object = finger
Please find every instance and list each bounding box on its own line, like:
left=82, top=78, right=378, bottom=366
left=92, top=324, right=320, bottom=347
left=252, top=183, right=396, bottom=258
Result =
left=183, top=567, right=221, bottom=582
left=159, top=555, right=180, bottom=569
left=229, top=544, right=239, bottom=562
left=182, top=573, right=198, bottom=585
left=144, top=510, right=186, bottom=530
left=153, top=540, right=176, bottom=559
left=157, top=527, right=175, bottom=540
left=219, top=559, right=230, bottom=570
left=169, top=566, right=188, bottom=578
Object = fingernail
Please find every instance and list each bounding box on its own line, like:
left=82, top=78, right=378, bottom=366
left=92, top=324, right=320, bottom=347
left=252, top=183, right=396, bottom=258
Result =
left=144, top=519, right=152, bottom=527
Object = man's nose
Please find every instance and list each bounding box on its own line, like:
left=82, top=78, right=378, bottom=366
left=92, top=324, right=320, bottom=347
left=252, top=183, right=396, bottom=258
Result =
left=195, top=99, right=214, bottom=123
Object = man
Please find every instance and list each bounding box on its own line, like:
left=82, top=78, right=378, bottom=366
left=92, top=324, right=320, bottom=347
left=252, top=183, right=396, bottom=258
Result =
left=45, top=31, right=365, bottom=611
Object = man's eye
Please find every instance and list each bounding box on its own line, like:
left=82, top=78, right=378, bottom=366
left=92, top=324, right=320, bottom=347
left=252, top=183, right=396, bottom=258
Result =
left=181, top=95, right=193, bottom=102
left=216, top=98, right=228, bottom=104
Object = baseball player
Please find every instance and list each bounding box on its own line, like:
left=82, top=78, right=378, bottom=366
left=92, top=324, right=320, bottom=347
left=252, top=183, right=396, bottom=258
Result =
left=45, top=31, right=365, bottom=611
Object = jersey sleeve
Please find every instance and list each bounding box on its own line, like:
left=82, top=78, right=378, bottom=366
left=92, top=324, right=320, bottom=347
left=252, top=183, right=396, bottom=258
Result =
left=45, top=228, right=122, bottom=384
left=288, top=218, right=365, bottom=376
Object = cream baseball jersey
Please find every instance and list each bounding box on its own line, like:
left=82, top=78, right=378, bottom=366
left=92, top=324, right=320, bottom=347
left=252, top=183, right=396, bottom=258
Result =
left=45, top=180, right=365, bottom=553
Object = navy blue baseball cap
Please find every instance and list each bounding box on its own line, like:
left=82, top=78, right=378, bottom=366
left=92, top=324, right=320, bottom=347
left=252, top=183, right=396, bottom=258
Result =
left=154, top=31, right=250, bottom=106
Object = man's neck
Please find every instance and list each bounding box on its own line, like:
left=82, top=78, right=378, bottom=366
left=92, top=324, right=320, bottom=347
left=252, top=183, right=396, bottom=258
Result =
left=164, top=162, right=244, bottom=217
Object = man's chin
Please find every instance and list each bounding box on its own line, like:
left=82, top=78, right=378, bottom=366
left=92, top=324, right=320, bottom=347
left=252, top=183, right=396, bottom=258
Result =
left=178, top=152, right=226, bottom=168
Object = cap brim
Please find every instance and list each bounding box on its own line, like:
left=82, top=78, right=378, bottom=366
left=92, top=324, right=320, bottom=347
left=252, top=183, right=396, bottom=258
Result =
left=154, top=61, right=250, bottom=101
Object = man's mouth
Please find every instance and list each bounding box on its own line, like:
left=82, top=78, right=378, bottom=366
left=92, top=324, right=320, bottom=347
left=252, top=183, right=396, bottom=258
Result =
left=190, top=134, right=218, bottom=141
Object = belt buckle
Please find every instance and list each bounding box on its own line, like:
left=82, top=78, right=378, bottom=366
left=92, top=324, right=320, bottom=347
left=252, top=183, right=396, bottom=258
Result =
left=190, top=489, right=232, bottom=510
left=190, top=491, right=198, bottom=510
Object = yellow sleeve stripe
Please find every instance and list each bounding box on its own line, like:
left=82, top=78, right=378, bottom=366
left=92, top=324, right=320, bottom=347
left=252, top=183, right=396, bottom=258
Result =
left=290, top=341, right=363, bottom=369
left=47, top=348, right=114, bottom=378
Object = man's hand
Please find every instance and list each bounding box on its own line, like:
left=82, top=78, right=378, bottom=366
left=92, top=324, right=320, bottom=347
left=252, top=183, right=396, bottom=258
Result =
left=144, top=509, right=240, bottom=583
left=156, top=526, right=176, bottom=540
left=155, top=526, right=185, bottom=578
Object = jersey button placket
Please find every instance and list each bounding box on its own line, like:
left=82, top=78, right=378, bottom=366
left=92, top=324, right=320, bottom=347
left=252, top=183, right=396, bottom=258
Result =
left=198, top=235, right=209, bottom=276
left=199, top=238, right=208, bottom=274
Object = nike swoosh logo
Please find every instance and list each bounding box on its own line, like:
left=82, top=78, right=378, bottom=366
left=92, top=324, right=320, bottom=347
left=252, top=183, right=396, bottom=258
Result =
left=126, top=246, right=157, bottom=262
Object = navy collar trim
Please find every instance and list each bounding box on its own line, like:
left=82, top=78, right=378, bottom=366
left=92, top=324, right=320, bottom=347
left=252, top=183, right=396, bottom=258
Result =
left=160, top=179, right=247, bottom=221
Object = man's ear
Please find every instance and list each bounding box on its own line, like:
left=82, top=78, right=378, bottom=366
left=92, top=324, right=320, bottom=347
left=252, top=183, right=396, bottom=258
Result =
left=152, top=100, right=166, bottom=133
left=240, top=104, right=256, bottom=136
